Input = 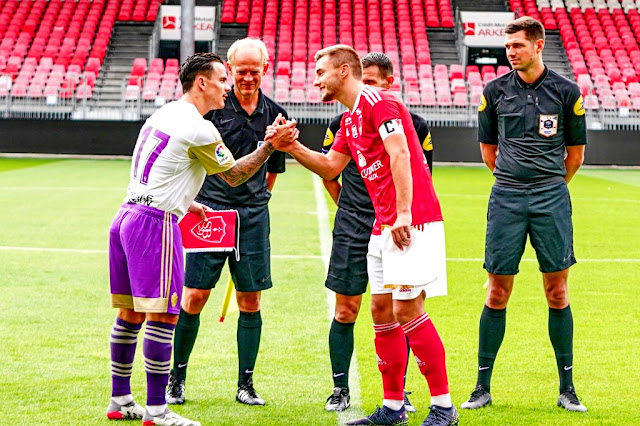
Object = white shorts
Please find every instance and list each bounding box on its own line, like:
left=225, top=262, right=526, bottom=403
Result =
left=367, top=221, right=447, bottom=300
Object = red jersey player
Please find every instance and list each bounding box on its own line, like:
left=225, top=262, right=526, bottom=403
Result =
left=273, top=45, right=458, bottom=426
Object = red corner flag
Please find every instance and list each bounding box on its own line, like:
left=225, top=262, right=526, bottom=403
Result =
left=179, top=210, right=239, bottom=259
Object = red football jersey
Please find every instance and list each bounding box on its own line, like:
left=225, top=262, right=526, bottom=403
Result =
left=331, top=86, right=442, bottom=234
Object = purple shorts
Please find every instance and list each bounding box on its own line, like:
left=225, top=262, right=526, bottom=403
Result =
left=109, top=203, right=184, bottom=315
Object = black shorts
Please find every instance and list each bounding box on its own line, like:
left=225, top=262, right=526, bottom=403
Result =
left=484, top=181, right=576, bottom=275
left=325, top=208, right=375, bottom=296
left=185, top=201, right=272, bottom=292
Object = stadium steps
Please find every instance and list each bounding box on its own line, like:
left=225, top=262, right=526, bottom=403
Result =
left=92, top=22, right=154, bottom=107
left=427, top=28, right=461, bottom=65
left=216, top=23, right=248, bottom=60
left=541, top=30, right=574, bottom=81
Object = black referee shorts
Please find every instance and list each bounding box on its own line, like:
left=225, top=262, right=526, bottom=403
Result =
left=325, top=208, right=375, bottom=296
left=185, top=200, right=272, bottom=293
left=484, top=181, right=576, bottom=275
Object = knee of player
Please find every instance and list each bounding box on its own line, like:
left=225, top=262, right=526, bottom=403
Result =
left=486, top=287, right=511, bottom=308
left=236, top=292, right=261, bottom=312
left=335, top=302, right=360, bottom=323
left=544, top=285, right=569, bottom=307
left=370, top=301, right=393, bottom=323
left=181, top=288, right=210, bottom=313
left=392, top=304, right=422, bottom=325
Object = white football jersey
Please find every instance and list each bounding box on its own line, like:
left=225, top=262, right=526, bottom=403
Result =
left=125, top=100, right=235, bottom=217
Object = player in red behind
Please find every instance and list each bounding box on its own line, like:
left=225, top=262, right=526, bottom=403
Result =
left=274, top=45, right=458, bottom=426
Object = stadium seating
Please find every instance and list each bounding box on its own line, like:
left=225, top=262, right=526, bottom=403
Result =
left=0, top=0, right=158, bottom=101
left=505, top=0, right=640, bottom=110
left=238, top=0, right=464, bottom=104
left=124, top=57, right=184, bottom=102
left=4, top=0, right=640, bottom=113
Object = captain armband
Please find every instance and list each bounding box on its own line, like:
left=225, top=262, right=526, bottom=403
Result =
left=378, top=119, right=404, bottom=140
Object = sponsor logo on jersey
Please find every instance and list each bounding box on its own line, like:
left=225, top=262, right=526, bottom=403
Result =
left=127, top=193, right=154, bottom=206
left=190, top=216, right=227, bottom=243
left=360, top=160, right=384, bottom=181
left=573, top=95, right=585, bottom=116
left=538, top=114, right=558, bottom=138
left=215, top=144, right=231, bottom=163
left=356, top=150, right=367, bottom=167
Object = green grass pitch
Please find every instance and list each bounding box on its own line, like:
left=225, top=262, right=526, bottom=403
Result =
left=0, top=158, right=639, bottom=425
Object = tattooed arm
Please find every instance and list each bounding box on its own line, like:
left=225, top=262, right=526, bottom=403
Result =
left=218, top=141, right=277, bottom=187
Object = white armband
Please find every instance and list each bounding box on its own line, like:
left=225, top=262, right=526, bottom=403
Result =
left=378, top=119, right=404, bottom=140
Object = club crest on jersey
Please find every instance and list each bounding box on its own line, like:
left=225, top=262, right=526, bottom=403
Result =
left=215, top=144, right=231, bottom=163
left=190, top=216, right=227, bottom=243
left=171, top=292, right=178, bottom=307
left=351, top=124, right=359, bottom=138
left=538, top=114, right=558, bottom=137
left=356, top=150, right=367, bottom=167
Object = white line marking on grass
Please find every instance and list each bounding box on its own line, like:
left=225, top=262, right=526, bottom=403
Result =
left=312, top=174, right=364, bottom=423
left=0, top=246, right=108, bottom=254
left=439, top=193, right=640, bottom=203
left=1, top=186, right=123, bottom=191
left=1, top=246, right=639, bottom=263
left=0, top=153, right=132, bottom=160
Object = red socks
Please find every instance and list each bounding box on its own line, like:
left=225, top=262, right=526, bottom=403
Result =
left=402, top=313, right=449, bottom=396
left=373, top=322, right=407, bottom=400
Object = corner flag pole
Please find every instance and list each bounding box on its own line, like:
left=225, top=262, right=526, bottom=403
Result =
left=219, top=275, right=235, bottom=322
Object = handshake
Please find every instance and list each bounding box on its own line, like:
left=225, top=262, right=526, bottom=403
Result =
left=264, top=113, right=299, bottom=152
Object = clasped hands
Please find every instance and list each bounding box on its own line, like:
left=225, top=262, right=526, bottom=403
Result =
left=264, top=113, right=299, bottom=151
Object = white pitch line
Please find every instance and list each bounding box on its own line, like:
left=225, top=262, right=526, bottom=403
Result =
left=0, top=246, right=108, bottom=254
left=1, top=246, right=639, bottom=263
left=312, top=174, right=364, bottom=423
left=1, top=186, right=124, bottom=191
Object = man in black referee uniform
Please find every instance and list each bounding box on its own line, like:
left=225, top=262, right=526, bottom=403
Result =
left=461, top=17, right=587, bottom=412
left=166, top=38, right=290, bottom=406
left=322, top=52, right=433, bottom=412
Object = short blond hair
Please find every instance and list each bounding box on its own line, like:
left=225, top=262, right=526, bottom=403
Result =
left=314, top=45, right=362, bottom=79
left=227, top=38, right=269, bottom=66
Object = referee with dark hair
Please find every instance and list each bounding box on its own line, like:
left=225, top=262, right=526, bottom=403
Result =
left=461, top=16, right=587, bottom=412
left=322, top=52, right=433, bottom=412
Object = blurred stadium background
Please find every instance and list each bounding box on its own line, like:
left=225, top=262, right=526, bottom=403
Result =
left=0, top=0, right=639, bottom=164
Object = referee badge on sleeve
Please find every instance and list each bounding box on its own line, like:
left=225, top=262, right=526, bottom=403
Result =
left=538, top=114, right=558, bottom=138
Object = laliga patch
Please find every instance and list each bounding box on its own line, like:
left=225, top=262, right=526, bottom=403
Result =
left=538, top=114, right=558, bottom=138
left=215, top=144, right=231, bottom=164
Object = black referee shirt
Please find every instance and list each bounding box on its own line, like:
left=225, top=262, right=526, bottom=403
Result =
left=323, top=111, right=432, bottom=215
left=478, top=67, right=587, bottom=188
left=199, top=88, right=288, bottom=206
